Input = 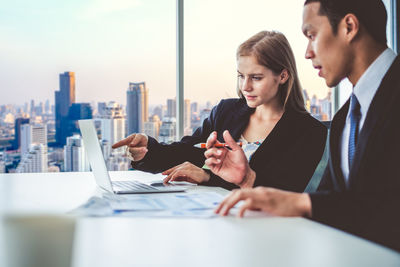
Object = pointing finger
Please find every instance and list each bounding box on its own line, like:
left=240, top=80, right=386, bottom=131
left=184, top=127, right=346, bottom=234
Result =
left=112, top=135, right=135, bottom=149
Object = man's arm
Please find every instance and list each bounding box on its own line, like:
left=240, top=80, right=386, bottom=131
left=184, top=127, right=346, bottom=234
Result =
left=215, top=187, right=312, bottom=218
left=203, top=131, right=312, bottom=217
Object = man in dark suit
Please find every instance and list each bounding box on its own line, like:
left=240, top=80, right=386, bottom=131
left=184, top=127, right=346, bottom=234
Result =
left=205, top=0, right=400, bottom=251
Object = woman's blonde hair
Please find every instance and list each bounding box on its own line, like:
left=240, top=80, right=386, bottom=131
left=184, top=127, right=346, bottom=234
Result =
left=237, top=31, right=306, bottom=113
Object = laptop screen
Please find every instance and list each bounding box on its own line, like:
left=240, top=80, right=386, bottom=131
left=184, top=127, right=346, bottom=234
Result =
left=78, top=119, right=113, bottom=192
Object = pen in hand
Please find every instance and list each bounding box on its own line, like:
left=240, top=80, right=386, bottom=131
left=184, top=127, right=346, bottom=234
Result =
left=194, top=142, right=243, bottom=149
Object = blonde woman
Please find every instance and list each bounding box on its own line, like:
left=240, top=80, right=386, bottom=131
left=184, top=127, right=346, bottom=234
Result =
left=113, top=31, right=327, bottom=192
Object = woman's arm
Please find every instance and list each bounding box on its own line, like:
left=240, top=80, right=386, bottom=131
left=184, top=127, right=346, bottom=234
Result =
left=129, top=100, right=226, bottom=173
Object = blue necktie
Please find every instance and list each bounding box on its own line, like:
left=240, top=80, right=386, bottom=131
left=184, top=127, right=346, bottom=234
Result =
left=348, top=94, right=361, bottom=168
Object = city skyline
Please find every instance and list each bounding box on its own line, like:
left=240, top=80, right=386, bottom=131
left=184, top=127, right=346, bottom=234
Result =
left=0, top=70, right=332, bottom=174
left=0, top=0, right=332, bottom=107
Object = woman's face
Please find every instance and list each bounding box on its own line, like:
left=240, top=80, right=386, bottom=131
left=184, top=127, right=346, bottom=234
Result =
left=237, top=55, right=282, bottom=109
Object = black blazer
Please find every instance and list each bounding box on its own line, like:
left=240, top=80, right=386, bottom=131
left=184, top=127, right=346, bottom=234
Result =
left=133, top=98, right=327, bottom=192
left=310, top=56, right=400, bottom=251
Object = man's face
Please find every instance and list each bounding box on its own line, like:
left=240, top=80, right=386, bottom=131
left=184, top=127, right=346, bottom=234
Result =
left=302, top=2, right=351, bottom=87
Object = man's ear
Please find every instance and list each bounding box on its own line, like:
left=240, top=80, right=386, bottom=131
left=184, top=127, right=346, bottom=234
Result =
left=341, top=14, right=359, bottom=43
left=279, top=69, right=289, bottom=84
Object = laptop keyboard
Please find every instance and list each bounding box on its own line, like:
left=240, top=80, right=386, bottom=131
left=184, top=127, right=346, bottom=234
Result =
left=112, top=180, right=158, bottom=191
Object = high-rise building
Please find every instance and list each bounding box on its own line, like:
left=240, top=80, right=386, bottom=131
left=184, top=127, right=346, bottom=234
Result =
left=35, top=102, right=44, bottom=116
left=310, top=105, right=322, bottom=120
left=167, top=99, right=176, bottom=118
left=45, top=99, right=50, bottom=114
left=30, top=99, right=35, bottom=115
left=190, top=102, right=200, bottom=134
left=152, top=105, right=164, bottom=120
left=143, top=115, right=161, bottom=140
left=20, top=123, right=47, bottom=155
left=55, top=71, right=76, bottom=146
left=303, top=89, right=311, bottom=112
left=191, top=102, right=198, bottom=115
left=158, top=117, right=176, bottom=143
left=126, top=82, right=148, bottom=134
left=107, top=154, right=130, bottom=171
left=311, top=94, right=318, bottom=106
left=0, top=162, right=5, bottom=173
left=100, top=140, right=112, bottom=161
left=100, top=102, right=125, bottom=148
left=0, top=105, right=5, bottom=116
left=16, top=144, right=48, bottom=173
left=97, top=102, right=107, bottom=116
left=67, top=103, right=93, bottom=136
left=0, top=152, right=5, bottom=173
left=320, top=98, right=331, bottom=121
left=23, top=102, right=29, bottom=114
left=320, top=88, right=332, bottom=120
left=13, top=118, right=30, bottom=150
left=101, top=139, right=130, bottom=171
left=64, top=135, right=89, bottom=172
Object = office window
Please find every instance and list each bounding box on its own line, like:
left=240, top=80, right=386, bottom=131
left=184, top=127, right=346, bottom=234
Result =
left=1, top=1, right=396, bottom=173
left=0, top=0, right=176, bottom=173
left=184, top=0, right=333, bottom=133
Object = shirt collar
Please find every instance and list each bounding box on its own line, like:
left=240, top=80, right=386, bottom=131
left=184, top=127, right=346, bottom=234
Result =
left=352, top=48, right=397, bottom=118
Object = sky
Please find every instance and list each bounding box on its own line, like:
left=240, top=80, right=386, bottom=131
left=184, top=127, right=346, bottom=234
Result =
left=0, top=0, right=332, bottom=107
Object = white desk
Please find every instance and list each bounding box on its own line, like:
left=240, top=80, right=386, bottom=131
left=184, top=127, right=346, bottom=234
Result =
left=1, top=171, right=399, bottom=267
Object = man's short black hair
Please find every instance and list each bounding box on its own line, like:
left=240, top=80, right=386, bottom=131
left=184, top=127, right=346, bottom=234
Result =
left=304, top=0, right=387, bottom=45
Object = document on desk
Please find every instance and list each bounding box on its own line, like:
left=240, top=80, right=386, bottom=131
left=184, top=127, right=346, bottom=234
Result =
left=71, top=196, right=115, bottom=217
left=117, top=208, right=218, bottom=218
left=71, top=192, right=224, bottom=218
left=108, top=192, right=223, bottom=212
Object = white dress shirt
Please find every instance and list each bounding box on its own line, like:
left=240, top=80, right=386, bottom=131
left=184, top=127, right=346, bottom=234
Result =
left=340, top=48, right=397, bottom=186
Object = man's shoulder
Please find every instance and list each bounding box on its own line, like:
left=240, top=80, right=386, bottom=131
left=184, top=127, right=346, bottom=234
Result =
left=384, top=56, right=400, bottom=85
left=378, top=56, right=400, bottom=107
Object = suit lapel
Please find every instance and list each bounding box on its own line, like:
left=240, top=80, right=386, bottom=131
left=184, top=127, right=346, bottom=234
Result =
left=329, top=99, right=349, bottom=191
left=348, top=56, right=400, bottom=188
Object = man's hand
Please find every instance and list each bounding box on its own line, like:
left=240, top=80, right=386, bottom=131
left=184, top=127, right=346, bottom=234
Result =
left=215, top=187, right=312, bottom=218
left=112, top=133, right=149, bottom=162
left=162, top=162, right=210, bottom=184
left=204, top=130, right=255, bottom=187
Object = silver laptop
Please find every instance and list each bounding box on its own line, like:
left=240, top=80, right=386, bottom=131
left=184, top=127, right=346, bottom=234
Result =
left=78, top=119, right=186, bottom=194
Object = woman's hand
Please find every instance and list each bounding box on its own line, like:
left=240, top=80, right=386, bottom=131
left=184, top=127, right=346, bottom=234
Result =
left=204, top=130, right=256, bottom=188
left=162, top=162, right=210, bottom=184
left=112, top=133, right=149, bottom=162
